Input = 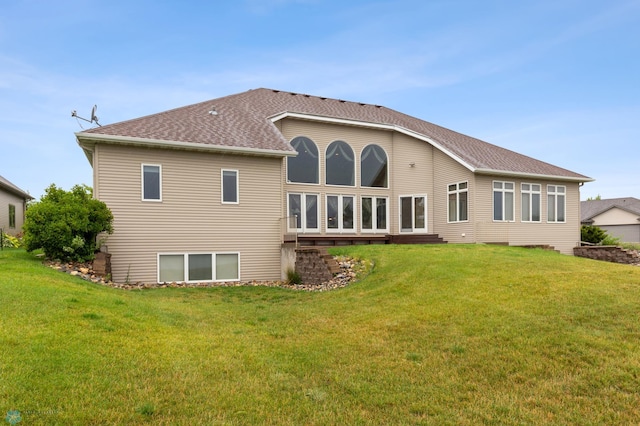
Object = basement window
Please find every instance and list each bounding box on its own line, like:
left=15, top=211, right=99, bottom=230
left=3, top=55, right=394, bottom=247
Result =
left=158, top=252, right=239, bottom=283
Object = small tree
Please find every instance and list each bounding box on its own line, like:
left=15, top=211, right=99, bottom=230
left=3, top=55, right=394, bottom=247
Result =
left=23, top=184, right=113, bottom=262
left=580, top=225, right=620, bottom=246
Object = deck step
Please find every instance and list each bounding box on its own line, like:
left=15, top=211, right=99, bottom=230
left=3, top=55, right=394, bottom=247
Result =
left=388, top=234, right=447, bottom=244
left=298, top=234, right=446, bottom=246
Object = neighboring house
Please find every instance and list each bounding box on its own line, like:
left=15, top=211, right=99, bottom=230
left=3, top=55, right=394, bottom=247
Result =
left=581, top=198, right=640, bottom=242
left=0, top=175, right=33, bottom=236
left=75, top=88, right=593, bottom=284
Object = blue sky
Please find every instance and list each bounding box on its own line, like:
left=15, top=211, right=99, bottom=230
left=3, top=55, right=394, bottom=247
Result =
left=1, top=0, right=638, bottom=200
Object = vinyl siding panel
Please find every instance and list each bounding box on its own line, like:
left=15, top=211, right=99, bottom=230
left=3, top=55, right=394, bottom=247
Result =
left=280, top=119, right=395, bottom=234
left=389, top=133, right=434, bottom=233
left=95, top=144, right=283, bottom=283
left=599, top=224, right=640, bottom=242
left=591, top=208, right=640, bottom=226
left=432, top=150, right=476, bottom=242
left=473, top=175, right=581, bottom=254
left=0, top=190, right=26, bottom=235
left=279, top=119, right=437, bottom=234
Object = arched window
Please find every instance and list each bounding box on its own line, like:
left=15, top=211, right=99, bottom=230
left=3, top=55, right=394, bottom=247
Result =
left=360, top=144, right=388, bottom=188
left=287, top=137, right=318, bottom=184
left=325, top=140, right=355, bottom=186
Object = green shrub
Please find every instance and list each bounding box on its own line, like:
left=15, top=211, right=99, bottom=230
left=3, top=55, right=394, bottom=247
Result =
left=22, top=184, right=113, bottom=262
left=581, top=225, right=607, bottom=244
left=581, top=225, right=620, bottom=246
left=620, top=242, right=640, bottom=251
left=286, top=268, right=302, bottom=285
left=601, top=234, right=621, bottom=246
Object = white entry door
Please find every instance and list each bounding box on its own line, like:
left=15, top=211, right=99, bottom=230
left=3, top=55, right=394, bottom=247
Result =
left=399, top=195, right=427, bottom=233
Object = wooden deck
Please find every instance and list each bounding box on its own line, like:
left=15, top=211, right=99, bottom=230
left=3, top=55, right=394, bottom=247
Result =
left=296, top=234, right=446, bottom=246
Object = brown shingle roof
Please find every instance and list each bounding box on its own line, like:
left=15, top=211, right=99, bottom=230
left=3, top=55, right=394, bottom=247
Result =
left=581, top=197, right=640, bottom=222
left=78, top=88, right=592, bottom=181
left=0, top=175, right=33, bottom=199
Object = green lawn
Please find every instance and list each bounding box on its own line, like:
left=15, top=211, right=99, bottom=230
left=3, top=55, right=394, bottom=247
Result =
left=1, top=245, right=639, bottom=425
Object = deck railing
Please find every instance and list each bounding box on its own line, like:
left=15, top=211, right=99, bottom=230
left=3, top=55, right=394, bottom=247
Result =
left=281, top=215, right=298, bottom=244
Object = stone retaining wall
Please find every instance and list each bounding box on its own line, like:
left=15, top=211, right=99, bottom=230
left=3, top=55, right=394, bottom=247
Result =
left=573, top=246, right=640, bottom=265
left=295, top=247, right=339, bottom=285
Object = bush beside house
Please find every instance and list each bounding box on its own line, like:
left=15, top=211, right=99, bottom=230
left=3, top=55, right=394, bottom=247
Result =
left=23, top=184, right=113, bottom=262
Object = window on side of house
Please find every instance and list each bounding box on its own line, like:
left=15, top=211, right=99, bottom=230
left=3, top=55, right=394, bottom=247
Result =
left=158, top=252, right=240, bottom=283
left=360, top=144, right=388, bottom=188
left=547, top=185, right=566, bottom=223
left=447, top=182, right=468, bottom=222
left=287, top=193, right=319, bottom=232
left=326, top=194, right=355, bottom=232
left=216, top=253, right=240, bottom=281
left=399, top=195, right=427, bottom=233
left=222, top=169, right=239, bottom=204
left=8, top=204, right=16, bottom=228
left=493, top=181, right=515, bottom=222
left=287, top=136, right=319, bottom=184
left=188, top=253, right=213, bottom=281
left=326, top=141, right=355, bottom=186
left=361, top=196, right=388, bottom=233
left=142, top=164, right=162, bottom=201
left=521, top=183, right=541, bottom=222
left=158, top=254, right=184, bottom=282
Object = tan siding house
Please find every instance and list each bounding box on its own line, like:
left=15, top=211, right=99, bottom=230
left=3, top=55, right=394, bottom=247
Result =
left=76, top=88, right=593, bottom=284
left=581, top=198, right=640, bottom=243
left=0, top=175, right=33, bottom=236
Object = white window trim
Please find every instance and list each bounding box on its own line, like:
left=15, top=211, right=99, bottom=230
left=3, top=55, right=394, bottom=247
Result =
left=398, top=194, right=428, bottom=233
left=286, top=136, right=321, bottom=185
left=360, top=144, right=390, bottom=189
left=326, top=194, right=357, bottom=233
left=287, top=192, right=320, bottom=233
left=221, top=169, right=239, bottom=204
left=547, top=184, right=567, bottom=223
left=360, top=196, right=389, bottom=234
left=521, top=183, right=542, bottom=223
left=447, top=181, right=469, bottom=223
left=215, top=252, right=241, bottom=282
left=157, top=252, right=240, bottom=283
left=141, top=163, right=162, bottom=202
left=492, top=181, right=515, bottom=222
left=8, top=204, right=16, bottom=228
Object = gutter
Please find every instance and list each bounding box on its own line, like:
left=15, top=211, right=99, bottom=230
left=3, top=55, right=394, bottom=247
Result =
left=473, top=168, right=594, bottom=183
left=75, top=132, right=297, bottom=162
left=270, top=112, right=593, bottom=182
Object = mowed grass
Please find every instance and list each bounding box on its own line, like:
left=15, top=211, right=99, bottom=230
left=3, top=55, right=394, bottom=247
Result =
left=1, top=245, right=640, bottom=425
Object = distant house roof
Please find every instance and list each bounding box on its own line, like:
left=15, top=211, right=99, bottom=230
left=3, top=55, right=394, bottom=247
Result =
left=0, top=175, right=33, bottom=200
left=77, top=88, right=592, bottom=182
left=581, top=197, right=640, bottom=223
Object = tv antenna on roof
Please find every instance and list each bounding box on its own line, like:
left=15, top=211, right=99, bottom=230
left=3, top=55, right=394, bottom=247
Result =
left=71, top=104, right=102, bottom=129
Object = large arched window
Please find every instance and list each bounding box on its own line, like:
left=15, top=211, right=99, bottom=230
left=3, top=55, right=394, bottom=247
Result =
left=360, top=144, right=388, bottom=188
left=287, top=136, right=319, bottom=184
left=325, top=140, right=355, bottom=186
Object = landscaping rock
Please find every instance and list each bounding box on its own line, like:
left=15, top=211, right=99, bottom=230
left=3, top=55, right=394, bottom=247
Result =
left=44, top=255, right=370, bottom=292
